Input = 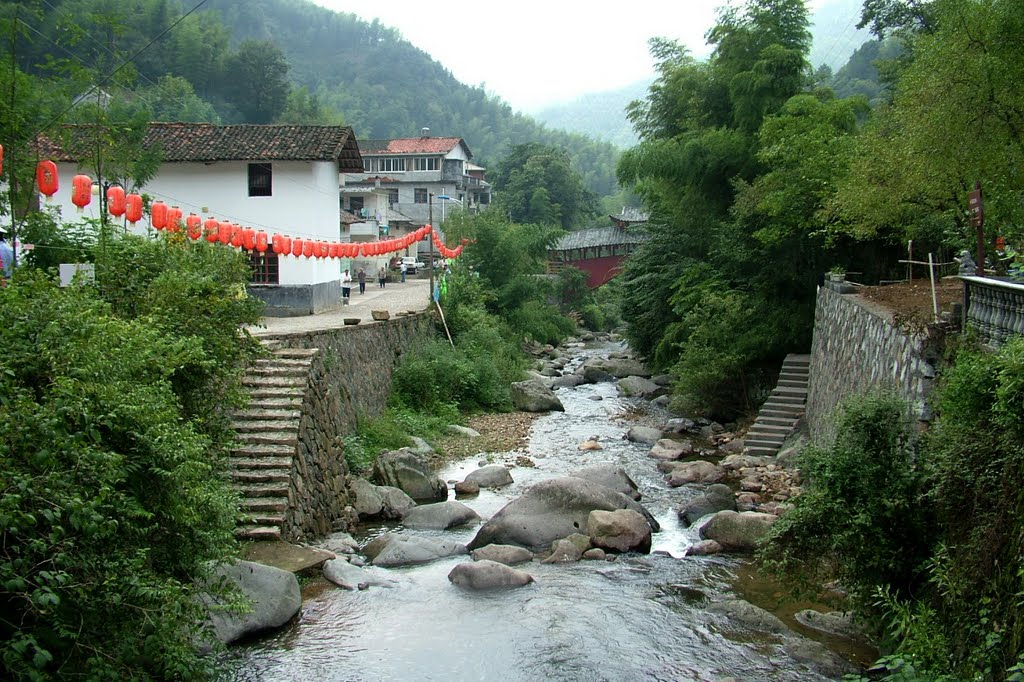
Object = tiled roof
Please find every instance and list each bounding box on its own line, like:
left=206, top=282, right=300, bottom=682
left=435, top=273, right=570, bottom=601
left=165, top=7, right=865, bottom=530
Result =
left=551, top=226, right=649, bottom=252
left=611, top=207, right=649, bottom=223
left=38, top=123, right=364, bottom=172
left=340, top=210, right=362, bottom=225
left=360, top=137, right=465, bottom=156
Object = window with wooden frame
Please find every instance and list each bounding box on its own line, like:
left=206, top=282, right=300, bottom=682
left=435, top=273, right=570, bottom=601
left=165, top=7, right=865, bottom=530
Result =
left=248, top=250, right=279, bottom=284
left=414, top=188, right=428, bottom=204
left=248, top=163, right=272, bottom=197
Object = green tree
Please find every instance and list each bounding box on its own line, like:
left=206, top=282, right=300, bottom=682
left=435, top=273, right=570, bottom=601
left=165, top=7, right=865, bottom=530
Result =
left=491, top=143, right=597, bottom=229
left=221, top=39, right=290, bottom=123
left=141, top=74, right=221, bottom=122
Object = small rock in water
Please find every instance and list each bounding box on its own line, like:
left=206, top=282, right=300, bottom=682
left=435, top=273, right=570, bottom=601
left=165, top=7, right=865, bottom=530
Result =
left=583, top=548, right=606, bottom=560
left=448, top=560, right=535, bottom=590
left=588, top=395, right=603, bottom=401
left=454, top=480, right=480, bottom=496
left=685, top=540, right=723, bottom=556
left=578, top=439, right=603, bottom=451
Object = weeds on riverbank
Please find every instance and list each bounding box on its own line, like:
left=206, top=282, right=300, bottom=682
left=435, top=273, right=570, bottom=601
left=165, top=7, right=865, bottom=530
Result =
left=760, top=338, right=1024, bottom=681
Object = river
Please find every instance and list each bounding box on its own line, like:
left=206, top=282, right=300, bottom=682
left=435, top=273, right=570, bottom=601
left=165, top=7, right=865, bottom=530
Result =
left=231, top=341, right=869, bottom=681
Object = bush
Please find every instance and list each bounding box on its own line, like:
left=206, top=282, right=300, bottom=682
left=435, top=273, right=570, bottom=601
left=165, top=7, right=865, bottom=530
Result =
left=0, top=271, right=241, bottom=680
left=759, top=392, right=931, bottom=605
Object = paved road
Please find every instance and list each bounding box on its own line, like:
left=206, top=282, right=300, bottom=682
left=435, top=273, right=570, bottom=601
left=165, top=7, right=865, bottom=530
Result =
left=250, top=276, right=431, bottom=337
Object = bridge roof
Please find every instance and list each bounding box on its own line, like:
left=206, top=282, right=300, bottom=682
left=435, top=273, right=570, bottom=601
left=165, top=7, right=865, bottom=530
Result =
left=551, top=227, right=648, bottom=252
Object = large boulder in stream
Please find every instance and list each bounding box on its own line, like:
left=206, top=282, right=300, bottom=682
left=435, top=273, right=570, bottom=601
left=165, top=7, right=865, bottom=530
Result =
left=448, top=560, right=535, bottom=590
left=363, top=533, right=468, bottom=567
left=699, top=510, right=778, bottom=551
left=203, top=561, right=301, bottom=644
left=372, top=449, right=447, bottom=503
left=510, top=379, right=565, bottom=413
left=464, top=464, right=514, bottom=489
left=467, top=476, right=659, bottom=552
left=569, top=463, right=641, bottom=500
left=471, top=544, right=534, bottom=566
left=617, top=376, right=663, bottom=399
left=678, top=484, right=736, bottom=526
left=587, top=509, right=652, bottom=553
left=402, top=501, right=481, bottom=530
left=350, top=478, right=416, bottom=520
left=583, top=357, right=651, bottom=381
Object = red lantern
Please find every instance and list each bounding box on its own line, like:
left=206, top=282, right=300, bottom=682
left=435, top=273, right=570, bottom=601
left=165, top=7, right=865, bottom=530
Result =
left=292, top=238, right=304, bottom=257
left=281, top=236, right=291, bottom=255
left=106, top=186, right=126, bottom=217
left=151, top=201, right=168, bottom=230
left=204, top=217, right=220, bottom=242
left=186, top=213, right=202, bottom=240
left=321, top=241, right=330, bottom=258
left=272, top=234, right=283, bottom=254
left=302, top=240, right=314, bottom=258
left=243, top=228, right=256, bottom=250
left=231, top=225, right=244, bottom=248
left=166, top=206, right=183, bottom=232
left=36, top=160, right=59, bottom=201
left=125, top=193, right=143, bottom=224
left=256, top=231, right=268, bottom=252
left=218, top=220, right=232, bottom=245
left=71, top=174, right=92, bottom=211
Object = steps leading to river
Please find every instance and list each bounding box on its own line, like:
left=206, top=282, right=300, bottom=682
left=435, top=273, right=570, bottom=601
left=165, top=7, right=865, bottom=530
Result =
left=230, top=345, right=318, bottom=541
left=744, top=354, right=809, bottom=457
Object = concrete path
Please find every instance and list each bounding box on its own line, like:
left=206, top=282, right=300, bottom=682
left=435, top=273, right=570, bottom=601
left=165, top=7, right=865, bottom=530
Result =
left=250, top=277, right=432, bottom=337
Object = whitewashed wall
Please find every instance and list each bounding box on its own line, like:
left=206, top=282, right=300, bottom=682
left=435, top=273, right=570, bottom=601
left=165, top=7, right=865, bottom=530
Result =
left=49, top=160, right=341, bottom=287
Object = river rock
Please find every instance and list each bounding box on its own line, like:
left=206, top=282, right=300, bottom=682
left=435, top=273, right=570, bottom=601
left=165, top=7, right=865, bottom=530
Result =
left=204, top=561, right=301, bottom=644
left=510, top=379, right=565, bottom=412
left=651, top=374, right=673, bottom=386
left=372, top=449, right=447, bottom=503
left=652, top=395, right=671, bottom=408
left=794, top=610, right=867, bottom=643
left=585, top=357, right=651, bottom=379
left=379, top=486, right=416, bottom=518
left=583, top=548, right=607, bottom=560
left=464, top=464, right=514, bottom=488
left=448, top=560, right=535, bottom=590
left=407, top=436, right=435, bottom=457
left=363, top=533, right=468, bottom=567
left=678, top=484, right=736, bottom=526
left=454, top=480, right=480, bottom=496
left=569, top=463, right=641, bottom=500
left=649, top=438, right=692, bottom=461
left=322, top=558, right=397, bottom=590
left=471, top=544, right=534, bottom=566
left=626, top=425, right=663, bottom=445
left=320, top=531, right=359, bottom=555
left=552, top=374, right=585, bottom=389
left=467, top=476, right=659, bottom=552
left=666, top=461, right=725, bottom=486
left=617, top=376, right=662, bottom=398
left=587, top=509, right=652, bottom=553
left=685, top=539, right=723, bottom=556
left=720, top=454, right=773, bottom=470
left=582, top=364, right=614, bottom=383
left=699, top=510, right=778, bottom=551
left=783, top=637, right=858, bottom=678
left=707, top=599, right=789, bottom=635
left=578, top=438, right=603, bottom=451
left=665, top=417, right=697, bottom=433
left=543, top=536, right=586, bottom=563
left=447, top=425, right=482, bottom=438
left=402, top=501, right=481, bottom=530
left=350, top=477, right=385, bottom=518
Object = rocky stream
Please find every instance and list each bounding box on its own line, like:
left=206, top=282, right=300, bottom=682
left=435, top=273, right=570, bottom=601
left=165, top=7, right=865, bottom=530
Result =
left=229, top=337, right=874, bottom=681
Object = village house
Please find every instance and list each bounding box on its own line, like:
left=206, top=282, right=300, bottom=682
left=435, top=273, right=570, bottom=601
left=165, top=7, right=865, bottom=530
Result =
left=345, top=129, right=492, bottom=229
left=39, top=123, right=363, bottom=316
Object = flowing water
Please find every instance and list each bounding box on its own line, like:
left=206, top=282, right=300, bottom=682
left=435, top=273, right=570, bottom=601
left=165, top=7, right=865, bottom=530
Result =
left=232, top=342, right=871, bottom=681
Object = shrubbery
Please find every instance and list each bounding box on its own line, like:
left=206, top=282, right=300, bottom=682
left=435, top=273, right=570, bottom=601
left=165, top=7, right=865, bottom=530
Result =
left=761, top=338, right=1024, bottom=681
left=0, top=235, right=261, bottom=680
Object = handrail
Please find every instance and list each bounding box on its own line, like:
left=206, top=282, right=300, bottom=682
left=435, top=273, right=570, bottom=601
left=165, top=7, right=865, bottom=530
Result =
left=961, top=276, right=1024, bottom=346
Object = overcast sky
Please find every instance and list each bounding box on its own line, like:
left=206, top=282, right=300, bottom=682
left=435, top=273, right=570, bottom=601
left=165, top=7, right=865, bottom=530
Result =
left=309, top=0, right=833, bottom=113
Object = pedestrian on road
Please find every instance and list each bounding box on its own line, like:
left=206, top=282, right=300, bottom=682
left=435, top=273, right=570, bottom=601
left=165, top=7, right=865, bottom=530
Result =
left=341, top=269, right=352, bottom=303
left=0, top=228, right=13, bottom=284
left=400, top=261, right=407, bottom=283
left=378, top=265, right=387, bottom=288
left=357, top=268, right=366, bottom=294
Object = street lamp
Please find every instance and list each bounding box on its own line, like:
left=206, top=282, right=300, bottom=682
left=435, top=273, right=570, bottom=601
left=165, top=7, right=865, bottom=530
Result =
left=436, top=193, right=462, bottom=224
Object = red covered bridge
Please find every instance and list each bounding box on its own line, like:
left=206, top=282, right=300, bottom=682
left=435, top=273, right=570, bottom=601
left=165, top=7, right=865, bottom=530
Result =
left=547, top=211, right=649, bottom=288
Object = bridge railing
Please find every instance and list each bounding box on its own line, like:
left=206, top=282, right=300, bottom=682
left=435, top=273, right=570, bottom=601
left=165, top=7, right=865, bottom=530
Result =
left=962, top=276, right=1024, bottom=347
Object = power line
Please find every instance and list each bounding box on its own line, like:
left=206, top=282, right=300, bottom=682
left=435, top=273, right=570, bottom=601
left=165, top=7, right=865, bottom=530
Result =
left=32, top=0, right=210, bottom=139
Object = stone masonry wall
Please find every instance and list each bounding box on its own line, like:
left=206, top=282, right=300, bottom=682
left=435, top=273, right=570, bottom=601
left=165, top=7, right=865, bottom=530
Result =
left=267, top=313, right=436, bottom=541
left=807, top=283, right=943, bottom=445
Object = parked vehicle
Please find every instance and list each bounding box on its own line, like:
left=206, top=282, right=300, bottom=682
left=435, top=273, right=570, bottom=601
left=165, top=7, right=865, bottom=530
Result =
left=394, top=256, right=425, bottom=274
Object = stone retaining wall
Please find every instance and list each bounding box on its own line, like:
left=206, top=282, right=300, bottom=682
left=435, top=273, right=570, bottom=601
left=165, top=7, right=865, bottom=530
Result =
left=807, top=283, right=945, bottom=444
left=267, top=313, right=436, bottom=540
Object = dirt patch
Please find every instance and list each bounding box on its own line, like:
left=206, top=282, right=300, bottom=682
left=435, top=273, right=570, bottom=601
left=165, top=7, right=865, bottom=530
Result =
left=855, top=278, right=963, bottom=325
left=430, top=411, right=540, bottom=465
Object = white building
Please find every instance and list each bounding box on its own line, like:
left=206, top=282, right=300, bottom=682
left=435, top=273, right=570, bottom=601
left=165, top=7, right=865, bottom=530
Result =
left=346, top=132, right=492, bottom=228
left=39, top=123, right=364, bottom=316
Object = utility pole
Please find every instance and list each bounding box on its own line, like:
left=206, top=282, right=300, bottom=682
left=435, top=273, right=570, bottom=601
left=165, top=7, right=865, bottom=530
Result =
left=428, top=192, right=434, bottom=306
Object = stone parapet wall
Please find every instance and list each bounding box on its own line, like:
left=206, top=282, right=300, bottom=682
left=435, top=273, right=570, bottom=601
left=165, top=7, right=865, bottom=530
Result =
left=267, top=314, right=436, bottom=540
left=807, top=283, right=941, bottom=445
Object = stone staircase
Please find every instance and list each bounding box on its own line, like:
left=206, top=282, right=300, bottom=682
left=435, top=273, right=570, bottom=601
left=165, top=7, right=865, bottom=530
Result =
left=744, top=354, right=810, bottom=457
left=230, top=346, right=317, bottom=541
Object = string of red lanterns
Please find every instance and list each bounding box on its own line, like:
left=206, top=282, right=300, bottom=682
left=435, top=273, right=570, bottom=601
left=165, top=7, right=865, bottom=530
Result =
left=28, top=164, right=466, bottom=261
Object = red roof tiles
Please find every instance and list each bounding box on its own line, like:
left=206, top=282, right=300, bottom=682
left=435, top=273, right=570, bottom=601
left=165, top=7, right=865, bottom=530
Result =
left=360, top=137, right=465, bottom=155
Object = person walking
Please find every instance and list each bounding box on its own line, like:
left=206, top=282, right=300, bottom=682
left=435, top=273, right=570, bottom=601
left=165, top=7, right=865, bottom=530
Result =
left=0, top=228, right=14, bottom=285
left=357, top=267, right=366, bottom=294
left=400, top=260, right=407, bottom=283
left=378, top=265, right=387, bottom=288
left=341, top=269, right=352, bottom=304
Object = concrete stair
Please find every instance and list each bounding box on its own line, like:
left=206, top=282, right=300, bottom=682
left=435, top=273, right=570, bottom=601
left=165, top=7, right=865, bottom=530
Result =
left=744, top=354, right=809, bottom=456
left=230, top=346, right=318, bottom=541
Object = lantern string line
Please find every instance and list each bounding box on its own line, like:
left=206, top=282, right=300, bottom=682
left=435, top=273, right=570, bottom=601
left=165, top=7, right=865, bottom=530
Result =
left=30, top=0, right=211, bottom=139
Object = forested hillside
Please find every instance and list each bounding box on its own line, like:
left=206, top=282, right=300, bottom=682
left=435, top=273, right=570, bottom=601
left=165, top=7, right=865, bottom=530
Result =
left=535, top=80, right=652, bottom=149
left=1, top=0, right=620, bottom=196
